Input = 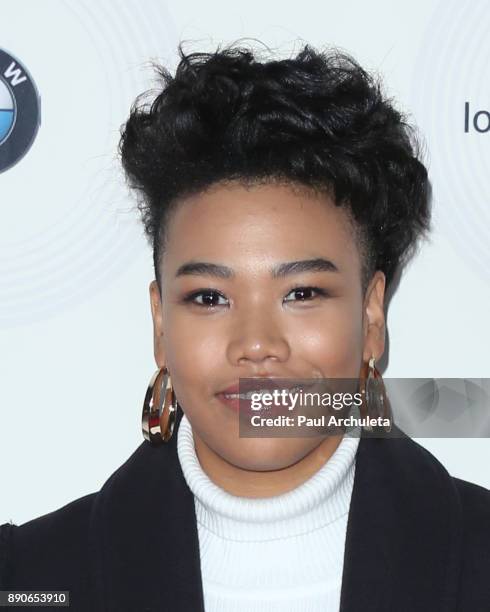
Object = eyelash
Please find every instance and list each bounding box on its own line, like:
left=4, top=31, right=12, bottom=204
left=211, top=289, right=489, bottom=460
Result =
left=181, top=286, right=329, bottom=309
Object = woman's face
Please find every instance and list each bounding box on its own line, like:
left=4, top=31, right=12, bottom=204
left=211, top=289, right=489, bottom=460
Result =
left=150, top=180, right=386, bottom=471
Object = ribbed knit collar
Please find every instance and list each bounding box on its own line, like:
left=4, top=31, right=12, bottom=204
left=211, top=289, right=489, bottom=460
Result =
left=177, top=413, right=360, bottom=542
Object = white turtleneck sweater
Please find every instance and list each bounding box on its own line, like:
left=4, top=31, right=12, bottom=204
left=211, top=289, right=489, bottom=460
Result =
left=176, top=413, right=360, bottom=611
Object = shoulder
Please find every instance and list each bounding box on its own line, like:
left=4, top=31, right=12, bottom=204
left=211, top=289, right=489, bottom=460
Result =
left=451, top=475, right=490, bottom=550
left=411, top=435, right=490, bottom=604
left=0, top=441, right=156, bottom=592
left=450, top=476, right=490, bottom=608
left=407, top=433, right=490, bottom=518
left=403, top=432, right=490, bottom=522
left=0, top=492, right=96, bottom=590
left=359, top=430, right=490, bottom=606
left=362, top=427, right=490, bottom=539
left=452, top=475, right=490, bottom=513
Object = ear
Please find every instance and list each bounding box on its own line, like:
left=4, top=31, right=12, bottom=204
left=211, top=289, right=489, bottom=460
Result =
left=362, top=270, right=386, bottom=363
left=149, top=280, right=166, bottom=368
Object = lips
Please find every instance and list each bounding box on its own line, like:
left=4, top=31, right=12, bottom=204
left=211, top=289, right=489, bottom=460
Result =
left=218, top=378, right=311, bottom=396
left=216, top=377, right=320, bottom=417
left=216, top=393, right=258, bottom=415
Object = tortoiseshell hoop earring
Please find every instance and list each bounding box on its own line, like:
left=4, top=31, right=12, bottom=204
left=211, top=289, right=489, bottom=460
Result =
left=142, top=366, right=178, bottom=444
left=358, top=356, right=393, bottom=433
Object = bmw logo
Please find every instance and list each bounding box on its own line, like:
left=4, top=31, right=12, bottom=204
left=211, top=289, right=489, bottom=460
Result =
left=0, top=48, right=41, bottom=173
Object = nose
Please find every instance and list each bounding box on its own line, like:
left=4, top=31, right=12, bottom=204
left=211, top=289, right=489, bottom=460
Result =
left=227, top=310, right=290, bottom=367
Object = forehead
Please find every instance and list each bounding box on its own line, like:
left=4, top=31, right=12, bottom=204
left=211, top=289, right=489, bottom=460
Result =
left=163, top=181, right=360, bottom=275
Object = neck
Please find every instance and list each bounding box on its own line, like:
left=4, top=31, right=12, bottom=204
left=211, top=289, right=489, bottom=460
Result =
left=192, top=432, right=344, bottom=498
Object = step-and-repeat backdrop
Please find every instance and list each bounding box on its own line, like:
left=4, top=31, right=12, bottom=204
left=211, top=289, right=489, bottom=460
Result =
left=1, top=0, right=489, bottom=524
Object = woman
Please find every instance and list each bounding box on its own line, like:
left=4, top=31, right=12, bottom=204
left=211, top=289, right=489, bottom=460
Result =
left=1, top=42, right=489, bottom=612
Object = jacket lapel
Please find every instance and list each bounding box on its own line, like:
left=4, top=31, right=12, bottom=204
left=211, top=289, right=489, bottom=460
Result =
left=90, top=409, right=462, bottom=612
left=339, top=426, right=462, bottom=612
left=89, top=407, right=205, bottom=612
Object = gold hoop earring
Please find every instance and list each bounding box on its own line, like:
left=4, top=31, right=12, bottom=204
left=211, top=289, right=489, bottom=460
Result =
left=142, top=366, right=178, bottom=444
left=359, top=356, right=393, bottom=433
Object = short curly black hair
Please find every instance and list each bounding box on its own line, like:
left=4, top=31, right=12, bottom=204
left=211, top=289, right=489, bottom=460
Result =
left=119, top=41, right=431, bottom=296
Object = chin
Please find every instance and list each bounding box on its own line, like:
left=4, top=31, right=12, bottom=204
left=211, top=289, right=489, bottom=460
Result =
left=221, top=437, right=317, bottom=472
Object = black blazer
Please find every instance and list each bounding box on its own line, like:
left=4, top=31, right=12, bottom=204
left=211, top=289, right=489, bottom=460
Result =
left=1, top=407, right=490, bottom=612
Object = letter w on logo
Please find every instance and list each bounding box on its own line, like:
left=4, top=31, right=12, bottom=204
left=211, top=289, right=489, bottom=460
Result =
left=4, top=61, right=27, bottom=86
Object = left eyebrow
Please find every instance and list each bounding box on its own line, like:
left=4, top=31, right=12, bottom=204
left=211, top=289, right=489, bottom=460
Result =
left=271, top=257, right=340, bottom=279
left=174, top=257, right=340, bottom=279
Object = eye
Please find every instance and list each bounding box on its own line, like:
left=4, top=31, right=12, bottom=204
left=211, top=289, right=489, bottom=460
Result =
left=283, top=286, right=328, bottom=303
left=182, top=289, right=229, bottom=308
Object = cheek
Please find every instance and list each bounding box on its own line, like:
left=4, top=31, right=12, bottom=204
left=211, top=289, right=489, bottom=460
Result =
left=163, top=316, right=223, bottom=411
left=294, top=301, right=364, bottom=378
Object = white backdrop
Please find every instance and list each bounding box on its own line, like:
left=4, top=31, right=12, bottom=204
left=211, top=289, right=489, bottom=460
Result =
left=1, top=0, right=489, bottom=525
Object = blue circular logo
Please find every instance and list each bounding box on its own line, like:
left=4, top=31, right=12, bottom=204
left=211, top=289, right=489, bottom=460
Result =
left=0, top=48, right=41, bottom=173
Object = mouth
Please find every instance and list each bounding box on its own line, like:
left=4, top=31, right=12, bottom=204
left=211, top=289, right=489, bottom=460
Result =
left=217, top=377, right=318, bottom=395
left=216, top=393, right=256, bottom=414
left=215, top=382, right=317, bottom=415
